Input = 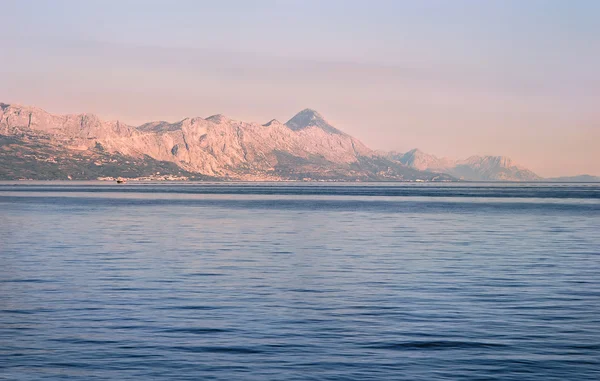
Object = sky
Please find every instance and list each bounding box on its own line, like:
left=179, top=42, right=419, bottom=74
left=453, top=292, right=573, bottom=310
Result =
left=1, top=0, right=598, bottom=177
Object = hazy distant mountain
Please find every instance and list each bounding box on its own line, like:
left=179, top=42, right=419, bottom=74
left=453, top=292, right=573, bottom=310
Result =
left=393, top=149, right=455, bottom=172
left=385, top=149, right=542, bottom=181
left=544, top=175, right=600, bottom=182
left=0, top=103, right=453, bottom=181
left=455, top=156, right=542, bottom=181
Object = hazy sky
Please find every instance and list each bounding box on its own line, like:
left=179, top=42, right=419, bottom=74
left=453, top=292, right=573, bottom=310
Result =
left=1, top=0, right=598, bottom=176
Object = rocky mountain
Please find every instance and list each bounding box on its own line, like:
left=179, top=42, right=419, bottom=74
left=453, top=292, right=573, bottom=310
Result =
left=393, top=149, right=455, bottom=172
left=0, top=103, right=453, bottom=181
left=0, top=134, right=206, bottom=181
left=385, top=149, right=542, bottom=181
left=451, top=155, right=541, bottom=181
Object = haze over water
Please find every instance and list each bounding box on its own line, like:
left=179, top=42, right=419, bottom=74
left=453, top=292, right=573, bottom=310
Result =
left=1, top=182, right=599, bottom=380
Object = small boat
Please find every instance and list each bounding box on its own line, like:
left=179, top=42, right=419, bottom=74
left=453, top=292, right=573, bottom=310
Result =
left=116, top=178, right=126, bottom=184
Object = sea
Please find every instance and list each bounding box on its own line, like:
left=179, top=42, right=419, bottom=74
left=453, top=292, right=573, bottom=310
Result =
left=0, top=182, right=599, bottom=380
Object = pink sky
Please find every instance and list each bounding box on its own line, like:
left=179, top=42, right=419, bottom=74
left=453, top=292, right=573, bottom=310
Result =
left=1, top=1, right=598, bottom=177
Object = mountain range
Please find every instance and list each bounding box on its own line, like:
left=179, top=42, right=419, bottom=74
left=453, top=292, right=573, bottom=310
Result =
left=0, top=103, right=450, bottom=181
left=0, top=102, right=596, bottom=182
left=384, top=149, right=542, bottom=181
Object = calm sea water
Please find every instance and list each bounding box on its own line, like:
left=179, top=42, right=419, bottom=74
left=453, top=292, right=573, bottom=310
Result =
left=1, top=182, right=599, bottom=380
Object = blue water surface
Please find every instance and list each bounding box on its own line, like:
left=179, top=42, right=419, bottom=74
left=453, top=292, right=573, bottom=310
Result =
left=1, top=182, right=599, bottom=380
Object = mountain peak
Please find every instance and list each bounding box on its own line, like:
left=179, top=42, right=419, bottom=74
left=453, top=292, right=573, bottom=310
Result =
left=263, top=119, right=282, bottom=127
left=297, top=108, right=322, bottom=118
left=464, top=155, right=514, bottom=168
left=285, top=109, right=343, bottom=134
left=205, top=114, right=231, bottom=124
left=405, top=148, right=425, bottom=156
left=397, top=148, right=452, bottom=171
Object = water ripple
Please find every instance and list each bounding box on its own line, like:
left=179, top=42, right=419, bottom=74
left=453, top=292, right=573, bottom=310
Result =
left=1, top=183, right=598, bottom=380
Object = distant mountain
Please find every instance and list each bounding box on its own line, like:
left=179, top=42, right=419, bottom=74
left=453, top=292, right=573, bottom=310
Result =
left=544, top=175, right=600, bottom=182
left=451, top=156, right=541, bottom=181
left=393, top=149, right=455, bottom=172
left=384, top=149, right=542, bottom=181
left=0, top=102, right=453, bottom=181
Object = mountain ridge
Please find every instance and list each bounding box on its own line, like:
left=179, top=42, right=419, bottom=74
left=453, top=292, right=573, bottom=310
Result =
left=0, top=102, right=453, bottom=181
left=2, top=102, right=592, bottom=181
left=384, top=150, right=544, bottom=181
